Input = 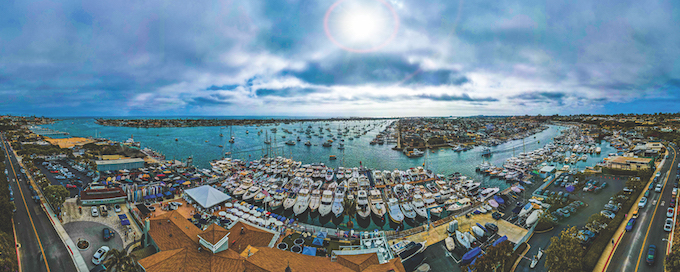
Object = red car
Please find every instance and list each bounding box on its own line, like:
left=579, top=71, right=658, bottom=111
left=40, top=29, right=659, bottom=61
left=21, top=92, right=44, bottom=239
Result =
left=65, top=184, right=77, bottom=189
left=50, top=170, right=59, bottom=173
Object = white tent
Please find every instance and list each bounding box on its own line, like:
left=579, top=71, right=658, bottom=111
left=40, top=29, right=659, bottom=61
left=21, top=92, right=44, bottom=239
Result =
left=184, top=185, right=232, bottom=209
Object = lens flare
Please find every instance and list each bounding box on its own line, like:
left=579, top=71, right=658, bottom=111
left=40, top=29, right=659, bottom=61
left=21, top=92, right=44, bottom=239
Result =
left=324, top=0, right=400, bottom=53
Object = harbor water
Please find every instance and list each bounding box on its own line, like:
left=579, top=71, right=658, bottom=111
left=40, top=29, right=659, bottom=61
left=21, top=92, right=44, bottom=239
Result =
left=39, top=118, right=619, bottom=230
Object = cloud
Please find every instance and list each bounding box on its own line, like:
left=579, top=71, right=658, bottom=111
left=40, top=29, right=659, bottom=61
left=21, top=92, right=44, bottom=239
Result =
left=415, top=93, right=498, bottom=102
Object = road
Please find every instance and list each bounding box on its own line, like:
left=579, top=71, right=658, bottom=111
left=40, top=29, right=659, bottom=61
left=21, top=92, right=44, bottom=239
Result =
left=1, top=133, right=77, bottom=272
left=606, top=145, right=677, bottom=272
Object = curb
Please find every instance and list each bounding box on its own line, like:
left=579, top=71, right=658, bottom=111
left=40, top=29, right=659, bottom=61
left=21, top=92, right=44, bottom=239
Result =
left=511, top=243, right=530, bottom=272
left=12, top=218, right=21, bottom=272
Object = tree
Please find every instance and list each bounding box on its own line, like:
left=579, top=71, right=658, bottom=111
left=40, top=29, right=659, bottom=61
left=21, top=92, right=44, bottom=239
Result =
left=666, top=249, right=680, bottom=271
left=544, top=226, right=584, bottom=272
left=43, top=185, right=69, bottom=209
left=104, top=248, right=138, bottom=272
left=464, top=240, right=514, bottom=272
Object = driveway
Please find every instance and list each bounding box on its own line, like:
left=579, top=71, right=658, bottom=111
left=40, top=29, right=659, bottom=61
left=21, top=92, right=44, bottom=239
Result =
left=63, top=221, right=124, bottom=271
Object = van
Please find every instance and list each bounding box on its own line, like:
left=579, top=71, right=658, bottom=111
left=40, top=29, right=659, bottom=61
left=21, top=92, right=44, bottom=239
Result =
left=99, top=205, right=108, bottom=217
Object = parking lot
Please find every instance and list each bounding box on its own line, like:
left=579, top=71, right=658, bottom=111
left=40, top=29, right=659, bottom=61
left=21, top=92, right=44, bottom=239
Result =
left=63, top=221, right=124, bottom=271
left=35, top=159, right=93, bottom=198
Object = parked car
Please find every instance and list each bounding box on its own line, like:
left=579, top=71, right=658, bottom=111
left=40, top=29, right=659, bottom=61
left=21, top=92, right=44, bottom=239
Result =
left=644, top=191, right=650, bottom=197
left=600, top=210, right=615, bottom=219
left=65, top=184, right=76, bottom=189
left=114, top=204, right=121, bottom=213
left=665, top=218, right=674, bottom=232
left=91, top=206, right=99, bottom=217
left=655, top=184, right=663, bottom=193
left=92, top=246, right=110, bottom=265
left=668, top=207, right=675, bottom=218
left=671, top=198, right=676, bottom=208
left=102, top=228, right=114, bottom=241
left=99, top=205, right=108, bottom=217
left=638, top=197, right=648, bottom=208
left=646, top=245, right=657, bottom=265
left=626, top=218, right=636, bottom=231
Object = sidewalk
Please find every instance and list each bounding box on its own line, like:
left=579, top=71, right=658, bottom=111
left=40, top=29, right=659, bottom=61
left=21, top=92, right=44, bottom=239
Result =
left=593, top=150, right=667, bottom=272
left=11, top=148, right=89, bottom=272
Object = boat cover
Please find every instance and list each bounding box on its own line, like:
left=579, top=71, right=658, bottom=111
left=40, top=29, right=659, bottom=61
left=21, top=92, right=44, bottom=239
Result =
left=461, top=247, right=482, bottom=264
left=492, top=235, right=508, bottom=247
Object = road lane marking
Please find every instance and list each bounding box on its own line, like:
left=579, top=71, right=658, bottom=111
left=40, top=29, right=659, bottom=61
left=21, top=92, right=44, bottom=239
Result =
left=635, top=145, right=675, bottom=272
left=1, top=137, right=51, bottom=272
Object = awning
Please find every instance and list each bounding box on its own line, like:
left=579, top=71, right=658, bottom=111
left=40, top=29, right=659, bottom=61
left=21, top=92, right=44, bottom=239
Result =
left=164, top=191, right=172, bottom=196
left=169, top=187, right=176, bottom=191
left=155, top=193, right=163, bottom=198
left=144, top=195, right=154, bottom=200
left=302, top=246, right=316, bottom=256
left=312, top=237, right=324, bottom=246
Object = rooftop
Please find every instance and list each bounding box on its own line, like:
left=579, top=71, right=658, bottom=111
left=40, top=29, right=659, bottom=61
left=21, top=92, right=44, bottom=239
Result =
left=95, top=158, right=145, bottom=165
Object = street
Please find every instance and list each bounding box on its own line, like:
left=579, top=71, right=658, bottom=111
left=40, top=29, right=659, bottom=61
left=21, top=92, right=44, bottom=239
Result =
left=1, top=133, right=77, bottom=272
left=606, top=145, right=677, bottom=272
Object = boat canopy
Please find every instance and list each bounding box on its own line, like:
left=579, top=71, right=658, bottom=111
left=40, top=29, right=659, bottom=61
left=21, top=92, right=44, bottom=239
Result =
left=492, top=235, right=508, bottom=247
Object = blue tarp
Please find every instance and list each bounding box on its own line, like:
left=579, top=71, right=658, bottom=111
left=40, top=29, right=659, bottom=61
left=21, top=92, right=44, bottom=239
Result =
left=121, top=219, right=130, bottom=226
left=169, top=187, right=176, bottom=191
left=493, top=235, right=508, bottom=247
left=494, top=195, right=505, bottom=205
left=315, top=231, right=327, bottom=238
left=302, top=246, right=316, bottom=256
left=164, top=191, right=172, bottom=196
left=312, top=237, right=324, bottom=246
left=118, top=214, right=128, bottom=219
left=155, top=193, right=163, bottom=198
left=461, top=247, right=482, bottom=264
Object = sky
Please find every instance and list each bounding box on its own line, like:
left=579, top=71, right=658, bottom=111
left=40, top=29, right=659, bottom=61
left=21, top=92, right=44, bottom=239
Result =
left=1, top=0, right=679, bottom=117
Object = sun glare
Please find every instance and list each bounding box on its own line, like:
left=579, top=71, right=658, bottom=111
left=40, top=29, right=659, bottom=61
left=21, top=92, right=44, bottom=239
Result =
left=340, top=8, right=384, bottom=43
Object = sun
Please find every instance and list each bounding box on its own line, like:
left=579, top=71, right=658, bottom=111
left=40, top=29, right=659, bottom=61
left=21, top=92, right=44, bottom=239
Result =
left=324, top=0, right=399, bottom=53
left=340, top=8, right=385, bottom=43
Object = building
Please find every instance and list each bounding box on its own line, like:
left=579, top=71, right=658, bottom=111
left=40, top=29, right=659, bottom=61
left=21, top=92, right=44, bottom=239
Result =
left=138, top=211, right=406, bottom=272
left=95, top=158, right=145, bottom=171
left=80, top=187, right=127, bottom=205
left=604, top=156, right=653, bottom=171
left=183, top=185, right=232, bottom=209
left=538, top=166, right=556, bottom=178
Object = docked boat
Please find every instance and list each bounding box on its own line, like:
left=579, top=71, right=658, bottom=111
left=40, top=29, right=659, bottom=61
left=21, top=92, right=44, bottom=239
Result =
left=400, top=200, right=417, bottom=220
left=356, top=190, right=371, bottom=219
left=309, top=189, right=321, bottom=212
left=269, top=190, right=285, bottom=210
left=318, top=190, right=334, bottom=217
left=283, top=191, right=297, bottom=210
left=332, top=182, right=346, bottom=217
left=526, top=210, right=543, bottom=226
left=471, top=226, right=485, bottom=239
left=411, top=194, right=428, bottom=218
left=242, top=186, right=260, bottom=201
left=325, top=169, right=334, bottom=182
left=455, top=230, right=471, bottom=250
left=518, top=203, right=533, bottom=217
left=391, top=241, right=427, bottom=271
left=293, top=188, right=311, bottom=216
left=387, top=196, right=405, bottom=224
left=368, top=189, right=387, bottom=218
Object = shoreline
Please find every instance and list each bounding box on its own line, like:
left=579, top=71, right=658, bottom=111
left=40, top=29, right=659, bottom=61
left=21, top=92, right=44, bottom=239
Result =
left=95, top=117, right=397, bottom=128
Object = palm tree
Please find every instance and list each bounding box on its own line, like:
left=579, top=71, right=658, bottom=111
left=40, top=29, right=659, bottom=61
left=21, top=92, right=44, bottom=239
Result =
left=104, top=248, right=138, bottom=272
left=343, top=196, right=357, bottom=229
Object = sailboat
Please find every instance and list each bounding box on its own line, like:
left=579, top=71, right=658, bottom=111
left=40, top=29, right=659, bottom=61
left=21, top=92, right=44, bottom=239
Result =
left=228, top=126, right=235, bottom=144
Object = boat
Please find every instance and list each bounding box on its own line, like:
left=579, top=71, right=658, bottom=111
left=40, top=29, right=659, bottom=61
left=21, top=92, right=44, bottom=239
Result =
left=391, top=241, right=427, bottom=271
left=411, top=194, right=428, bottom=218
left=332, top=182, right=346, bottom=217
left=481, top=147, right=491, bottom=157
left=293, top=188, right=311, bottom=216
left=329, top=155, right=337, bottom=160
left=471, top=226, right=485, bottom=239
left=325, top=169, right=334, bottom=181
left=269, top=191, right=286, bottom=210
left=368, top=189, right=387, bottom=219
left=445, top=236, right=456, bottom=252
left=518, top=203, right=533, bottom=217
left=285, top=140, right=296, bottom=146
left=253, top=189, right=266, bottom=203
left=304, top=141, right=311, bottom=146
left=308, top=189, right=321, bottom=211
left=356, top=190, right=371, bottom=219
left=461, top=247, right=482, bottom=265
left=242, top=186, right=260, bottom=201
left=283, top=191, right=297, bottom=210
left=526, top=210, right=543, bottom=226
left=455, top=230, right=471, bottom=250
left=387, top=196, right=405, bottom=224
left=400, top=200, right=417, bottom=220
left=318, top=190, right=334, bottom=217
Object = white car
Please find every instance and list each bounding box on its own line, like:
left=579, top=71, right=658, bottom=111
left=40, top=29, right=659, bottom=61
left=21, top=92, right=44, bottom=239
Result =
left=638, top=197, right=648, bottom=208
left=169, top=201, right=183, bottom=206
left=655, top=184, right=663, bottom=193
left=91, top=206, right=99, bottom=217
left=665, top=218, right=674, bottom=232
left=114, top=204, right=122, bottom=213
left=92, top=246, right=110, bottom=265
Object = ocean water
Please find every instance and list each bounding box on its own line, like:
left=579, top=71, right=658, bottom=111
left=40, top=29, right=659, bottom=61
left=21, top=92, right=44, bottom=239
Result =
left=40, top=118, right=619, bottom=230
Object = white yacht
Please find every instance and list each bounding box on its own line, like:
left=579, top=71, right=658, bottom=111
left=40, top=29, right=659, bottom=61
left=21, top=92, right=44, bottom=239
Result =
left=269, top=191, right=285, bottom=210
left=325, top=169, right=334, bottom=182
left=400, top=200, right=417, bottom=220
left=318, top=190, right=334, bottom=217
left=308, top=189, right=321, bottom=212
left=356, top=190, right=371, bottom=219
left=387, top=197, right=405, bottom=224
left=411, top=194, right=428, bottom=218
left=293, top=188, right=311, bottom=216
left=332, top=181, right=346, bottom=217
left=368, top=189, right=386, bottom=219
left=242, top=186, right=260, bottom=201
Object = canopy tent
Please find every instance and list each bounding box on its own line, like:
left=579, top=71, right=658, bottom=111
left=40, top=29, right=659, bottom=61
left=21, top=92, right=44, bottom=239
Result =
left=302, top=246, right=317, bottom=256
left=185, top=185, right=232, bottom=209
left=121, top=219, right=130, bottom=226
left=164, top=191, right=172, bottom=196
left=118, top=214, right=128, bottom=220
left=312, top=237, right=324, bottom=246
